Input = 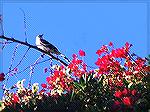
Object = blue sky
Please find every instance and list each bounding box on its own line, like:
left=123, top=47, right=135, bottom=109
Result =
left=0, top=2, right=148, bottom=98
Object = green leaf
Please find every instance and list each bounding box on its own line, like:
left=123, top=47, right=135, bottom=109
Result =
left=87, top=74, right=93, bottom=82
left=70, top=89, right=75, bottom=102
left=79, top=76, right=85, bottom=86
left=73, top=82, right=83, bottom=90
left=123, top=78, right=129, bottom=87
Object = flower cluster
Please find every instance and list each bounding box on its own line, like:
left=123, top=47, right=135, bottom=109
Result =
left=113, top=88, right=139, bottom=111
left=68, top=52, right=87, bottom=79
left=45, top=65, right=74, bottom=96
left=95, top=42, right=147, bottom=87
left=1, top=80, right=42, bottom=109
left=0, top=42, right=150, bottom=112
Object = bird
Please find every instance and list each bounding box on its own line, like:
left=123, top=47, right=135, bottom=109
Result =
left=36, top=34, right=61, bottom=55
left=36, top=34, right=70, bottom=62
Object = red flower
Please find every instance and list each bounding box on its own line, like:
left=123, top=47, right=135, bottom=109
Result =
left=95, top=58, right=101, bottom=66
left=96, top=45, right=108, bottom=56
left=125, top=42, right=132, bottom=52
left=122, top=88, right=128, bottom=95
left=46, top=77, right=52, bottom=84
left=0, top=72, right=5, bottom=81
left=122, top=97, right=132, bottom=106
left=46, top=67, right=74, bottom=93
left=135, top=58, right=146, bottom=67
left=114, top=100, right=121, bottom=105
left=41, top=83, right=47, bottom=88
left=79, top=50, right=86, bottom=56
left=113, top=100, right=121, bottom=110
left=109, top=42, right=113, bottom=46
left=72, top=54, right=77, bottom=58
left=114, top=91, right=122, bottom=98
left=131, top=89, right=136, bottom=96
left=124, top=60, right=132, bottom=68
left=144, top=66, right=150, bottom=72
left=39, top=89, right=46, bottom=94
left=12, top=94, right=19, bottom=103
left=125, top=71, right=132, bottom=76
left=54, top=71, right=59, bottom=77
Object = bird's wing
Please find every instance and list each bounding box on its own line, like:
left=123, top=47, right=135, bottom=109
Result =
left=40, top=38, right=61, bottom=55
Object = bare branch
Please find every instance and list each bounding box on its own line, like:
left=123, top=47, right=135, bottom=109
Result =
left=0, top=35, right=69, bottom=66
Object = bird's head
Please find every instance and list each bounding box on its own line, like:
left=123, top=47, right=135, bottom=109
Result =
left=38, top=34, right=44, bottom=38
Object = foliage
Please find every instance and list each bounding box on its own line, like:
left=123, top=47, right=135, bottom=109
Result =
left=0, top=42, right=150, bottom=112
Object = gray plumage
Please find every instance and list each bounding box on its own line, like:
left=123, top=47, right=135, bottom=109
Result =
left=36, top=34, right=61, bottom=55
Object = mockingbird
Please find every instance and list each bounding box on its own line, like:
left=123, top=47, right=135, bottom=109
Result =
left=36, top=34, right=70, bottom=62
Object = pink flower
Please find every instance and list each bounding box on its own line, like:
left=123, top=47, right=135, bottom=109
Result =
left=79, top=50, right=86, bottom=56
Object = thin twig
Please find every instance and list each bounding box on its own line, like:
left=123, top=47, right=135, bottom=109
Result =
left=6, top=47, right=30, bottom=75
left=17, top=58, right=51, bottom=74
left=0, top=14, right=4, bottom=36
left=0, top=41, right=13, bottom=44
left=4, top=44, right=20, bottom=88
left=8, top=44, right=20, bottom=72
left=28, top=55, right=43, bottom=88
left=0, top=40, right=13, bottom=51
left=0, top=35, right=69, bottom=66
left=19, top=8, right=27, bottom=42
left=50, top=58, right=53, bottom=74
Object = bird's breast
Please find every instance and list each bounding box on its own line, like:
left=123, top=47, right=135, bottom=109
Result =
left=36, top=37, right=44, bottom=50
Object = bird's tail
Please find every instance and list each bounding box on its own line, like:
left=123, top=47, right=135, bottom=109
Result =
left=60, top=54, right=71, bottom=63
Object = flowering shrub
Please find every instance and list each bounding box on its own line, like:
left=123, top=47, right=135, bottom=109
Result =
left=0, top=42, right=150, bottom=112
